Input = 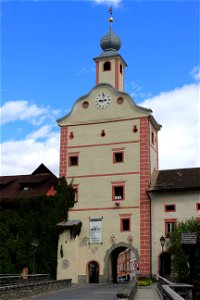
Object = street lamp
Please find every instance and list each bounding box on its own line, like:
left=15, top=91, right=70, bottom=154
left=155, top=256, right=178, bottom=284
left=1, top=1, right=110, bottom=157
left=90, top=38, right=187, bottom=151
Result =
left=31, top=238, right=39, bottom=274
left=160, top=236, right=165, bottom=252
left=160, top=236, right=165, bottom=277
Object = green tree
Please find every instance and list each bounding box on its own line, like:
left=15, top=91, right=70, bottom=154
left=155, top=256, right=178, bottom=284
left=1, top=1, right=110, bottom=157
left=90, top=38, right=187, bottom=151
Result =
left=0, top=177, right=78, bottom=278
left=167, top=218, right=200, bottom=284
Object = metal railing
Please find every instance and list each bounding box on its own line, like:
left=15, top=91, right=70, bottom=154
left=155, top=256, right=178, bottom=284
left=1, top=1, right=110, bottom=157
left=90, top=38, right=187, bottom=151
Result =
left=157, top=276, right=193, bottom=300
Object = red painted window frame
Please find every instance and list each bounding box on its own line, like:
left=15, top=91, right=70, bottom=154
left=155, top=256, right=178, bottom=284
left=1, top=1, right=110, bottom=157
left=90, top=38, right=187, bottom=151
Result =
left=68, top=152, right=79, bottom=167
left=113, top=151, right=124, bottom=164
left=112, top=182, right=125, bottom=201
left=164, top=218, right=177, bottom=236
left=120, top=216, right=131, bottom=232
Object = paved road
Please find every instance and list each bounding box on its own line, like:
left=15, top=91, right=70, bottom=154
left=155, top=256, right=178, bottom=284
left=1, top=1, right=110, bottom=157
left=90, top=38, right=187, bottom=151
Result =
left=30, top=283, right=127, bottom=300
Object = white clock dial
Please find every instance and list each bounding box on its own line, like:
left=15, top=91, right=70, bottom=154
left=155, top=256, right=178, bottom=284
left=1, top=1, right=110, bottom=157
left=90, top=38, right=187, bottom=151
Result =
left=95, top=92, right=111, bottom=109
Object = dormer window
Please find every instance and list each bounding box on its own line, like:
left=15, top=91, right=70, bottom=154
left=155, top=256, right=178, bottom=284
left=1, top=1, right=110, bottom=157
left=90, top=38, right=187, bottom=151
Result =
left=103, top=61, right=111, bottom=71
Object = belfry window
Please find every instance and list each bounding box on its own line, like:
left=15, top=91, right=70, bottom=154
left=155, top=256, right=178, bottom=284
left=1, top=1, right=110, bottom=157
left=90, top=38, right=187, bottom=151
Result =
left=120, top=64, right=123, bottom=74
left=103, top=61, right=111, bottom=71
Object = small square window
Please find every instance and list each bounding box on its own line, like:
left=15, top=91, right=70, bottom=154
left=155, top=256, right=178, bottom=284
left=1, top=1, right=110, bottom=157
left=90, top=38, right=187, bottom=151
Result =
left=114, top=152, right=124, bottom=163
left=69, top=156, right=78, bottom=166
left=165, top=204, right=176, bottom=212
left=121, top=218, right=130, bottom=231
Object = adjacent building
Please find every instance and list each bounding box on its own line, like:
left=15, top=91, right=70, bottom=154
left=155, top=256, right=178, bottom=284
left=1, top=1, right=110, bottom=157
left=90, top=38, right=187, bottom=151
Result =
left=0, top=164, right=57, bottom=201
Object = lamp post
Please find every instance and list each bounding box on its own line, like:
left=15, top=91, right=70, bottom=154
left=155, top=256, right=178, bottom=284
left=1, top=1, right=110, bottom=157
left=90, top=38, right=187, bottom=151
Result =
left=160, top=236, right=165, bottom=277
left=31, top=238, right=39, bottom=274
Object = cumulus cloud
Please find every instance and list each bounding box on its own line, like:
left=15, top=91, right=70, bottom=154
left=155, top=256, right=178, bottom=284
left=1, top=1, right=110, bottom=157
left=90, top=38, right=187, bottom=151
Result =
left=190, top=66, right=200, bottom=81
left=1, top=80, right=199, bottom=176
left=1, top=133, right=60, bottom=176
left=141, top=83, right=199, bottom=169
left=93, top=0, right=122, bottom=7
left=0, top=100, right=60, bottom=125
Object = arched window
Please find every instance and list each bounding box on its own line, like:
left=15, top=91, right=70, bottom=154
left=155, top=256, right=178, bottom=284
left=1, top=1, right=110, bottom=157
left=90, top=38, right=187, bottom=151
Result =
left=120, top=64, right=123, bottom=74
left=103, top=61, right=111, bottom=71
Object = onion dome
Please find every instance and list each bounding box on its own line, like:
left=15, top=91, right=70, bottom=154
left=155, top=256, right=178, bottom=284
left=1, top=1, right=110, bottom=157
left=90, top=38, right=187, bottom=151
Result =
left=100, top=16, right=121, bottom=52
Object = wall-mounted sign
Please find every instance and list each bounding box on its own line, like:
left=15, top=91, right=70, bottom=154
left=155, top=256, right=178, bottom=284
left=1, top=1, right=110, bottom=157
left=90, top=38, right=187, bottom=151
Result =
left=181, top=232, right=197, bottom=245
left=89, top=218, right=102, bottom=244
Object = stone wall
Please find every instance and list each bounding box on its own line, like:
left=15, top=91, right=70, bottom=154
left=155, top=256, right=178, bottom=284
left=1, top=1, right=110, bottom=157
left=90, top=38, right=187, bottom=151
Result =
left=0, top=279, right=71, bottom=300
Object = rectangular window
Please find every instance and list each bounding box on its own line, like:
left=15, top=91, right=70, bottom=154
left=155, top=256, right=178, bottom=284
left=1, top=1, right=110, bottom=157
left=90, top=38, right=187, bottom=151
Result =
left=114, top=152, right=124, bottom=163
left=121, top=218, right=130, bottom=231
left=196, top=203, right=200, bottom=210
left=112, top=182, right=125, bottom=201
left=114, top=186, right=124, bottom=200
left=68, top=153, right=79, bottom=166
left=165, top=204, right=176, bottom=212
left=165, top=219, right=176, bottom=236
left=120, top=214, right=131, bottom=232
left=112, top=148, right=125, bottom=164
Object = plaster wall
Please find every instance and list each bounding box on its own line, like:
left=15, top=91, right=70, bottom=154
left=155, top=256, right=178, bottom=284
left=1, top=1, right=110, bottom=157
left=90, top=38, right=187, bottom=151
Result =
left=57, top=208, right=140, bottom=283
left=151, top=191, right=200, bottom=276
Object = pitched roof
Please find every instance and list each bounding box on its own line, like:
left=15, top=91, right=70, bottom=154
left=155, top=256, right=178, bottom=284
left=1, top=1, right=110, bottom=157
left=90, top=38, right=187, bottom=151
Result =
left=149, top=167, right=200, bottom=192
left=0, top=164, right=58, bottom=202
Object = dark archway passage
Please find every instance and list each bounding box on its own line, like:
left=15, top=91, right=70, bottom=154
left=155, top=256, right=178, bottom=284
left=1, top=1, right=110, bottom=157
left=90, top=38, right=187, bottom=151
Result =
left=88, top=261, right=99, bottom=283
left=104, top=243, right=140, bottom=283
left=110, top=246, right=130, bottom=283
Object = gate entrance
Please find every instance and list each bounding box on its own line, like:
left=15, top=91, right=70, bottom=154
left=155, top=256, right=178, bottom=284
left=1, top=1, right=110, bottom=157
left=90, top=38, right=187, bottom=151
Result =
left=160, top=252, right=171, bottom=277
left=88, top=261, right=99, bottom=283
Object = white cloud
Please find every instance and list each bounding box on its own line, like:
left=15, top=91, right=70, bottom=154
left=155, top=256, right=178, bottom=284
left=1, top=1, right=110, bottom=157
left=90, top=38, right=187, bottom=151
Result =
left=1, top=133, right=60, bottom=176
left=1, top=81, right=199, bottom=177
left=92, top=0, right=122, bottom=7
left=141, top=83, right=200, bottom=169
left=0, top=100, right=60, bottom=125
left=26, top=125, right=54, bottom=140
left=190, top=66, right=200, bottom=81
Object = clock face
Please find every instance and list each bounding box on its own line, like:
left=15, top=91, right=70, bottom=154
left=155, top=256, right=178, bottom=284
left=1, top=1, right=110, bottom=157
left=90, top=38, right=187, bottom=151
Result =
left=95, top=92, right=111, bottom=109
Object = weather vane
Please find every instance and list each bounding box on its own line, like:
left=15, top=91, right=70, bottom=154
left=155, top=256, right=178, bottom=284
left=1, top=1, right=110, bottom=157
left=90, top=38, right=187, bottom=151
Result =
left=108, top=7, right=112, bottom=16
left=108, top=6, right=113, bottom=27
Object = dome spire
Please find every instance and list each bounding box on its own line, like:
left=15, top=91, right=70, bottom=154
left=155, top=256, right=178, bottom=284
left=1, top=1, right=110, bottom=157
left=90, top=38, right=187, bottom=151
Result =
left=100, top=7, right=121, bottom=53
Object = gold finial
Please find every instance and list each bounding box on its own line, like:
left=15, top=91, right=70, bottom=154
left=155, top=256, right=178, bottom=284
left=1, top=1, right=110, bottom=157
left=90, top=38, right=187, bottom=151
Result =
left=108, top=7, right=113, bottom=26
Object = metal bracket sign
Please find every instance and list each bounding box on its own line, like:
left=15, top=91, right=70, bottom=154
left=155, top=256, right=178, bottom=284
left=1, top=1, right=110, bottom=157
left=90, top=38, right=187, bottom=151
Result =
left=181, top=232, right=197, bottom=245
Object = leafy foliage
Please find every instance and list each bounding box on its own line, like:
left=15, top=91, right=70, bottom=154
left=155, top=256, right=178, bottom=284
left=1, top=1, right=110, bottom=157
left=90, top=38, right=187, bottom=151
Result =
left=0, top=177, right=77, bottom=278
left=167, top=218, right=200, bottom=283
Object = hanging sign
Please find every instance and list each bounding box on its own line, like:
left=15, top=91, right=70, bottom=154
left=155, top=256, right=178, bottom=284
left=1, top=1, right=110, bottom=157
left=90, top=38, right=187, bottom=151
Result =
left=89, top=218, right=102, bottom=244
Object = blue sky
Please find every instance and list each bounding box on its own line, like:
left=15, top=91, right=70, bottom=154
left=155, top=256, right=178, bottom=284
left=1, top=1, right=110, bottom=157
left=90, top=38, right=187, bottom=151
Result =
left=1, top=0, right=199, bottom=176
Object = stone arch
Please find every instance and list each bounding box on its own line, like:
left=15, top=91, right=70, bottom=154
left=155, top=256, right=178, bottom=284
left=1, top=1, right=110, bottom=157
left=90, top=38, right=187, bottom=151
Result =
left=103, top=242, right=140, bottom=283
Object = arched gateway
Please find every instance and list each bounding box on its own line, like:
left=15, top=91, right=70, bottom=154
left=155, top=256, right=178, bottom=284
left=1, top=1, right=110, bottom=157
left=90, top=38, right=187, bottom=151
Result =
left=104, top=242, right=140, bottom=283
